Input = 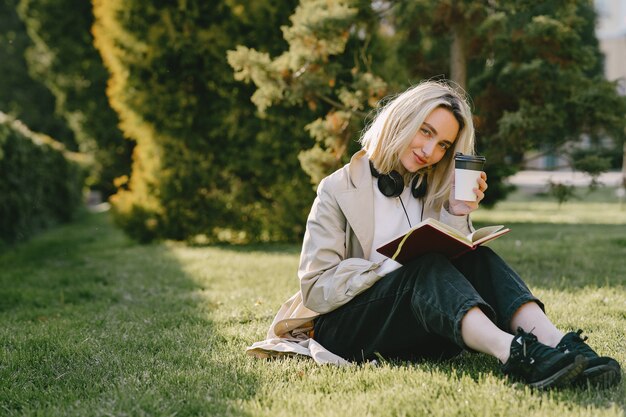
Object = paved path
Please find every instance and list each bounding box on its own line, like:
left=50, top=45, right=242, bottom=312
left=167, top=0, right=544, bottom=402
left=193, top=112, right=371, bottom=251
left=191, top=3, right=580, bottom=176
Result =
left=507, top=170, right=623, bottom=187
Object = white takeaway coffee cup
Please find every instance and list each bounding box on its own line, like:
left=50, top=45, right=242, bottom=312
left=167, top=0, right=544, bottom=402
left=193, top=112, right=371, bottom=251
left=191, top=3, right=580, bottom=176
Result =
left=454, top=153, right=486, bottom=201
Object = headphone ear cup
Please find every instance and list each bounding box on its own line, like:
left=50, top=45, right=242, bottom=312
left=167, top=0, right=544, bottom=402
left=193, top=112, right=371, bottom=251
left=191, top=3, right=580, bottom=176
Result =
left=411, top=174, right=428, bottom=198
left=378, top=170, right=404, bottom=197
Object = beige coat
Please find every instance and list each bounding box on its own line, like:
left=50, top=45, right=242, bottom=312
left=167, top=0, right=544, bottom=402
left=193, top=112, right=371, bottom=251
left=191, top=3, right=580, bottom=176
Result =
left=246, top=150, right=473, bottom=365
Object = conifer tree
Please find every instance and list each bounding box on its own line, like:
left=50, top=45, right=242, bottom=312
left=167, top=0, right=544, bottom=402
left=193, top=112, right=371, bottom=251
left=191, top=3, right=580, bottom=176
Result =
left=229, top=0, right=394, bottom=185
left=0, top=0, right=75, bottom=147
left=17, top=0, right=131, bottom=197
left=232, top=0, right=626, bottom=204
left=93, top=0, right=312, bottom=242
left=469, top=0, right=625, bottom=203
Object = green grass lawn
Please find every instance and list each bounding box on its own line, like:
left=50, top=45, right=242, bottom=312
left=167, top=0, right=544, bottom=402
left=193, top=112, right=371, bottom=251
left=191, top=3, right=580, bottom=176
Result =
left=1, top=190, right=625, bottom=416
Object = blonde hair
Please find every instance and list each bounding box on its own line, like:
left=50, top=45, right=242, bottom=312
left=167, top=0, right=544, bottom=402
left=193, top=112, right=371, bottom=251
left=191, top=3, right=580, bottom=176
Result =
left=359, top=80, right=475, bottom=210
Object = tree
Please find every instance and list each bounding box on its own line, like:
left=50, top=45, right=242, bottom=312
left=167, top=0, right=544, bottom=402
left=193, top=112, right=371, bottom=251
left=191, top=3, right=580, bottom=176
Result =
left=470, top=1, right=623, bottom=202
left=92, top=0, right=313, bottom=242
left=0, top=0, right=76, bottom=148
left=395, top=0, right=626, bottom=203
left=229, top=0, right=397, bottom=186
left=0, top=112, right=87, bottom=245
left=393, top=1, right=490, bottom=90
left=17, top=0, right=132, bottom=198
left=231, top=0, right=626, bottom=206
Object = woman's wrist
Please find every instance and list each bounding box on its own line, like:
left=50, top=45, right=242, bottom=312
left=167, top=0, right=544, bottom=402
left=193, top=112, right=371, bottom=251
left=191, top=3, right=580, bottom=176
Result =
left=444, top=199, right=465, bottom=216
left=443, top=200, right=456, bottom=215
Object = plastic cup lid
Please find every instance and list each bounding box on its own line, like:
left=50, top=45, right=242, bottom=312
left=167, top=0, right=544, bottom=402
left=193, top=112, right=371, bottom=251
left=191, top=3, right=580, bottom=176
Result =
left=454, top=152, right=486, bottom=162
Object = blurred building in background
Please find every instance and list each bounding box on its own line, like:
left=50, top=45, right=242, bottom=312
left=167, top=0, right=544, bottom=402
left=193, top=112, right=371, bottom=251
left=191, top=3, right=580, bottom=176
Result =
left=596, top=0, right=626, bottom=87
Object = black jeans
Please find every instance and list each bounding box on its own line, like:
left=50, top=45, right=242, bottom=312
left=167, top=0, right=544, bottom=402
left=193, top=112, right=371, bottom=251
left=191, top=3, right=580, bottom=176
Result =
left=313, top=247, right=543, bottom=363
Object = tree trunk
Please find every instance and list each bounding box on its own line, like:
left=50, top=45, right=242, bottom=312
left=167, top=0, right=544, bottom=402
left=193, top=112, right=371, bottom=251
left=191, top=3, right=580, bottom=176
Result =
left=450, top=23, right=467, bottom=90
left=622, top=141, right=626, bottom=188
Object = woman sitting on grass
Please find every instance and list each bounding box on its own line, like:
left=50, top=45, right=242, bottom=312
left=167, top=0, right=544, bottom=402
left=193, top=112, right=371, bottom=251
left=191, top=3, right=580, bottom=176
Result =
left=247, top=80, right=621, bottom=389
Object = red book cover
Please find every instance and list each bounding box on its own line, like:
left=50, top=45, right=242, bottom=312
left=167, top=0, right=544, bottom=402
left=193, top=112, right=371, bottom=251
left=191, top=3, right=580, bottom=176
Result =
left=376, top=219, right=510, bottom=264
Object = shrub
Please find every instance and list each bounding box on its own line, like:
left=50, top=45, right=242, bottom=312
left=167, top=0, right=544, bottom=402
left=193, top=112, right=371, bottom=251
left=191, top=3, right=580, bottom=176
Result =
left=0, top=0, right=77, bottom=149
left=92, top=0, right=313, bottom=243
left=0, top=112, right=88, bottom=245
left=17, top=0, right=132, bottom=199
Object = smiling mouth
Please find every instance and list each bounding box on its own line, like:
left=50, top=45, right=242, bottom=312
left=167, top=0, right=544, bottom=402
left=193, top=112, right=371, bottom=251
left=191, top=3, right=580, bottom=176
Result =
left=414, top=153, right=427, bottom=165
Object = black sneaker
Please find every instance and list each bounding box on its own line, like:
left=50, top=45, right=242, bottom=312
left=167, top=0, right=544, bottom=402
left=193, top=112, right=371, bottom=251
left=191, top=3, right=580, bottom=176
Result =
left=502, top=328, right=587, bottom=389
left=557, top=330, right=621, bottom=388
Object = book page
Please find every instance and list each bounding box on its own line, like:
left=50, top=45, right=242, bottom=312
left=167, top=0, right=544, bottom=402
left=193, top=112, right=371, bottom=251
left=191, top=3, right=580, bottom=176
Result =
left=467, top=225, right=506, bottom=243
left=421, top=218, right=470, bottom=243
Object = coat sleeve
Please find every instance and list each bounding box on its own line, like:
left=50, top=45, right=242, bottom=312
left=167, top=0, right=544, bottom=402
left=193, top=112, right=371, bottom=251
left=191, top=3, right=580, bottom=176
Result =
left=298, top=177, right=383, bottom=314
left=439, top=205, right=474, bottom=235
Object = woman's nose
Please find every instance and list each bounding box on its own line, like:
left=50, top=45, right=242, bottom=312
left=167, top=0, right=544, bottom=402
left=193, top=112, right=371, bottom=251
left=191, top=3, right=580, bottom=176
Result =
left=422, top=140, right=435, bottom=156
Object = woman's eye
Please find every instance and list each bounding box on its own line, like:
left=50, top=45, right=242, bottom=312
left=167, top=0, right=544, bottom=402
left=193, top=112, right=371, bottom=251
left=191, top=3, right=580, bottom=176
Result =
left=421, top=128, right=431, bottom=136
left=439, top=143, right=449, bottom=150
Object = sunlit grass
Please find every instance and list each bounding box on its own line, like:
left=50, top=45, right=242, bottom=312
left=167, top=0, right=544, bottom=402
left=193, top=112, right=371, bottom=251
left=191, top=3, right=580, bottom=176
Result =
left=474, top=201, right=626, bottom=225
left=0, top=192, right=624, bottom=416
left=473, top=187, right=626, bottom=225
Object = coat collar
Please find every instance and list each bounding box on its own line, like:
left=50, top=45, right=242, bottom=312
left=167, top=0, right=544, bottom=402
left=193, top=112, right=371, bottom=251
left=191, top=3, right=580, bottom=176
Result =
left=335, top=150, right=374, bottom=258
left=334, top=150, right=439, bottom=259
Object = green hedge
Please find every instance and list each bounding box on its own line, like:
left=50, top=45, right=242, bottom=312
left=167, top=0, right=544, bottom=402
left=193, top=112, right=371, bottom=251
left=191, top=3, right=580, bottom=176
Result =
left=92, top=0, right=313, bottom=244
left=0, top=0, right=77, bottom=150
left=17, top=0, right=132, bottom=199
left=0, top=112, right=88, bottom=245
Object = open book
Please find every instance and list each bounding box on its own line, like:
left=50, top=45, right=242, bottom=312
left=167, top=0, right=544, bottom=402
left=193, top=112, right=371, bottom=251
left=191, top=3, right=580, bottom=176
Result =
left=376, top=218, right=510, bottom=264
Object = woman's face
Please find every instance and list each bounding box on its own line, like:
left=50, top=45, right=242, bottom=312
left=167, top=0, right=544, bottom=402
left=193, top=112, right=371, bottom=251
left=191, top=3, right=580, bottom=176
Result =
left=399, top=107, right=459, bottom=173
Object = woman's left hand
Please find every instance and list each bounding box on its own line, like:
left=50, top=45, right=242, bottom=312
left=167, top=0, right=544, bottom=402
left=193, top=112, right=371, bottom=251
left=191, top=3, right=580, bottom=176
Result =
left=447, top=171, right=488, bottom=216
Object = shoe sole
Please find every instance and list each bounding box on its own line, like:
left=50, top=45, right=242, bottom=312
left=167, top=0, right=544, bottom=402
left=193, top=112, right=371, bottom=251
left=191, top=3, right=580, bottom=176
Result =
left=579, top=360, right=622, bottom=388
left=530, top=354, right=588, bottom=389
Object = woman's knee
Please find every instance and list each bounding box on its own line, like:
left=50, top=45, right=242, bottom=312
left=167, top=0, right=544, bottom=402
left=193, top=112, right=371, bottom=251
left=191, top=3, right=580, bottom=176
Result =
left=457, top=246, right=502, bottom=267
left=471, top=246, right=497, bottom=259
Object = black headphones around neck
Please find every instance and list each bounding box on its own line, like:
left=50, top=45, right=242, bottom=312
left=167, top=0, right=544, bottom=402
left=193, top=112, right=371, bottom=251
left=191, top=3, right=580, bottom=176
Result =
left=369, top=160, right=428, bottom=199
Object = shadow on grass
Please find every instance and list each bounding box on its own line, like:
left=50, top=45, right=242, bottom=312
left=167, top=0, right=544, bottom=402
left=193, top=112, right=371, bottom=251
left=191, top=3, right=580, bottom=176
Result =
left=456, top=354, right=623, bottom=405
left=191, top=241, right=301, bottom=255
left=373, top=353, right=624, bottom=409
left=0, top=212, right=258, bottom=416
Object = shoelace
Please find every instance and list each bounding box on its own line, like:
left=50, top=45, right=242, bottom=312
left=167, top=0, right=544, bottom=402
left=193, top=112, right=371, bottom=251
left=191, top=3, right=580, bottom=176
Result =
left=516, top=328, right=540, bottom=365
left=573, top=329, right=589, bottom=342
left=518, top=327, right=568, bottom=367
left=563, top=329, right=596, bottom=356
